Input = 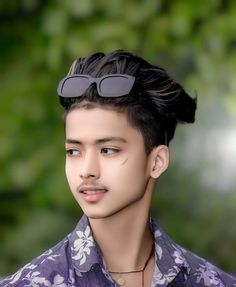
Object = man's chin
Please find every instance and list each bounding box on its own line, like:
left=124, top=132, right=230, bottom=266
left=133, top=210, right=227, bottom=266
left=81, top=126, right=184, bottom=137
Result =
left=86, top=213, right=112, bottom=220
left=85, top=208, right=126, bottom=220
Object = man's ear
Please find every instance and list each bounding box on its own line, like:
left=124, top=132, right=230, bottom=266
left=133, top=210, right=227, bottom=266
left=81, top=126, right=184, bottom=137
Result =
left=149, top=145, right=169, bottom=179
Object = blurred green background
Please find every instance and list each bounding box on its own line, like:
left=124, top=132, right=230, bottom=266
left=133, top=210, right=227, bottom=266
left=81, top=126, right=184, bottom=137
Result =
left=1, top=0, right=236, bottom=277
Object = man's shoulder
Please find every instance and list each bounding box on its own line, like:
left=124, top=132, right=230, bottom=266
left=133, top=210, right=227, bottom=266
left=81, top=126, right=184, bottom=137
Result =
left=0, top=235, right=72, bottom=287
left=175, top=243, right=236, bottom=286
left=151, top=218, right=236, bottom=286
left=0, top=215, right=98, bottom=287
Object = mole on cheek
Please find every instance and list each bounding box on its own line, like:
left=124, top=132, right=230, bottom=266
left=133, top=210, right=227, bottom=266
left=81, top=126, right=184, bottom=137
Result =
left=121, top=158, right=128, bottom=165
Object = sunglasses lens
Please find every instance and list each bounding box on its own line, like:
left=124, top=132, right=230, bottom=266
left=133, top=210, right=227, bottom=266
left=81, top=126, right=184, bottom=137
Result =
left=60, top=76, right=90, bottom=97
left=58, top=74, right=135, bottom=99
left=100, top=76, right=134, bottom=97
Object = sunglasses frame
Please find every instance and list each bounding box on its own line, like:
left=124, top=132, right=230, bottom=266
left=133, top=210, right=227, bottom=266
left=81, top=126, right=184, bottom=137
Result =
left=57, top=74, right=136, bottom=98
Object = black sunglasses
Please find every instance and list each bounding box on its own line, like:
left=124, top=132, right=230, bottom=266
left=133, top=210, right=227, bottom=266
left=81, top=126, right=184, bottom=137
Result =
left=57, top=74, right=136, bottom=98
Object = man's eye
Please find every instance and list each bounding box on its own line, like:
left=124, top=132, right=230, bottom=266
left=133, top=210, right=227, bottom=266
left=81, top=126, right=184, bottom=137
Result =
left=66, top=149, right=80, bottom=156
left=101, top=147, right=119, bottom=155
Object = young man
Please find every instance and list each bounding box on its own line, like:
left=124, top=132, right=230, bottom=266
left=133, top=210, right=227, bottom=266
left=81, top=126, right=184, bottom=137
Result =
left=1, top=50, right=235, bottom=287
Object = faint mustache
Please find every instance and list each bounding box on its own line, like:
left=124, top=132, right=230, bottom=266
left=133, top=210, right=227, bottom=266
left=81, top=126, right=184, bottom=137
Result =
left=77, top=179, right=108, bottom=193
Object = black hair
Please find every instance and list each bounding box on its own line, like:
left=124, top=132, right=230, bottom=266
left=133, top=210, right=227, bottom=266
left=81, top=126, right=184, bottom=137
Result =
left=60, top=50, right=197, bottom=154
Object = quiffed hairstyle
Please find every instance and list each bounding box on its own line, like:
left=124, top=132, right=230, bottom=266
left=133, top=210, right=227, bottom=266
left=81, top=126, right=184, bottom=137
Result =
left=60, top=50, right=197, bottom=154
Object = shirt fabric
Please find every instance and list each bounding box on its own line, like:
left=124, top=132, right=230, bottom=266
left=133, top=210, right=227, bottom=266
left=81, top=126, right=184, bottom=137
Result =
left=0, top=215, right=235, bottom=287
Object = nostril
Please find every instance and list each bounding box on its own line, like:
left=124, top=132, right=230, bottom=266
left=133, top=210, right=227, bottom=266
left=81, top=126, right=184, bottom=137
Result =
left=88, top=174, right=96, bottom=178
left=80, top=173, right=97, bottom=179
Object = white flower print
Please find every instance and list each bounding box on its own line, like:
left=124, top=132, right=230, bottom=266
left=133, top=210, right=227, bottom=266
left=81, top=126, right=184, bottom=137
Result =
left=195, top=263, right=224, bottom=286
left=50, top=274, right=67, bottom=287
left=173, top=250, right=185, bottom=265
left=72, top=225, right=94, bottom=265
left=155, top=242, right=163, bottom=260
left=1, top=263, right=37, bottom=285
left=25, top=273, right=68, bottom=287
left=25, top=271, right=51, bottom=287
left=42, top=254, right=61, bottom=264
left=67, top=269, right=77, bottom=287
left=154, top=229, right=163, bottom=260
left=154, top=229, right=162, bottom=238
left=37, top=249, right=53, bottom=260
left=152, top=266, right=168, bottom=285
left=153, top=265, right=179, bottom=286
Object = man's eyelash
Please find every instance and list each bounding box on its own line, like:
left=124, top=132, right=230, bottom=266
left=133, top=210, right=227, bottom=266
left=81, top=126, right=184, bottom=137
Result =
left=66, top=149, right=80, bottom=155
left=101, top=147, right=120, bottom=154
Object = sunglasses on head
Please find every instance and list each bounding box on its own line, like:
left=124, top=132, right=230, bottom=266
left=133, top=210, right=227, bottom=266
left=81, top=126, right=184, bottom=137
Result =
left=57, top=74, right=136, bottom=98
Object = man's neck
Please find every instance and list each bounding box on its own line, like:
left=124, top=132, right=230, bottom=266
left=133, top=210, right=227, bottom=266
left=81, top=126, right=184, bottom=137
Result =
left=88, top=179, right=155, bottom=271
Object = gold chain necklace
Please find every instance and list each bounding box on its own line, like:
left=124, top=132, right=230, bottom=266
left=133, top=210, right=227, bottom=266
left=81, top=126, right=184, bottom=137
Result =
left=108, top=244, right=154, bottom=287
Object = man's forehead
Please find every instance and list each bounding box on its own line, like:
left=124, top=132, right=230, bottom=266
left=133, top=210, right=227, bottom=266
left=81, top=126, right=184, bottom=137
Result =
left=65, top=106, right=145, bottom=146
left=64, top=101, right=123, bottom=117
left=65, top=106, right=130, bottom=128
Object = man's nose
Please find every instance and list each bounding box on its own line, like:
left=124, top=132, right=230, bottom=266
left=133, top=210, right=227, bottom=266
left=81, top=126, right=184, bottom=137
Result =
left=80, top=151, right=100, bottom=179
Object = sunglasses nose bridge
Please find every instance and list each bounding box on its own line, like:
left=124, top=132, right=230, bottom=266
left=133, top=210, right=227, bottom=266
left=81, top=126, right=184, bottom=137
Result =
left=87, top=77, right=97, bottom=88
left=91, top=78, right=99, bottom=86
left=88, top=77, right=102, bottom=95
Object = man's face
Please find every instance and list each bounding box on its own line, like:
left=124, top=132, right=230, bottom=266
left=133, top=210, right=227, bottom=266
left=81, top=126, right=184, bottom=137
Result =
left=65, top=107, right=154, bottom=219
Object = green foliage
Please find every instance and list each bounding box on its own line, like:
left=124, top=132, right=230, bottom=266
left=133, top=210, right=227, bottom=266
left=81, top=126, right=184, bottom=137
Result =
left=1, top=0, right=236, bottom=276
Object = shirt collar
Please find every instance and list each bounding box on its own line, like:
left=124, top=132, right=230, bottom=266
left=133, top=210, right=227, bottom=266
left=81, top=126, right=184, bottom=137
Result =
left=150, top=218, right=191, bottom=285
left=69, top=215, right=191, bottom=282
left=69, top=215, right=104, bottom=272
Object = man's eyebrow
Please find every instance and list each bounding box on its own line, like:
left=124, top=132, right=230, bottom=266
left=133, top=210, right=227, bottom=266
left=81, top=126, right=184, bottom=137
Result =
left=65, top=137, right=127, bottom=145
left=65, top=139, right=81, bottom=145
left=95, top=137, right=127, bottom=144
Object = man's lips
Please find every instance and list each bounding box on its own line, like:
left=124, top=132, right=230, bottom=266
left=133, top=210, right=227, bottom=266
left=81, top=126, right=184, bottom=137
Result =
left=78, top=185, right=108, bottom=202
left=78, top=186, right=108, bottom=194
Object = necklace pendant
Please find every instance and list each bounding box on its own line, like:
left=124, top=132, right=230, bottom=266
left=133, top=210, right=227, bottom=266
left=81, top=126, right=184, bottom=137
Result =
left=117, top=275, right=126, bottom=286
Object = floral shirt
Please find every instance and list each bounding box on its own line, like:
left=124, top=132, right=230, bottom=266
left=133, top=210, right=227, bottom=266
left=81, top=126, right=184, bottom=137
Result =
left=0, top=215, right=235, bottom=287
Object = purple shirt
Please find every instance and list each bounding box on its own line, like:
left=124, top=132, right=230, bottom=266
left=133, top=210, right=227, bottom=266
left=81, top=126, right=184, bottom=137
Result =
left=0, top=215, right=235, bottom=286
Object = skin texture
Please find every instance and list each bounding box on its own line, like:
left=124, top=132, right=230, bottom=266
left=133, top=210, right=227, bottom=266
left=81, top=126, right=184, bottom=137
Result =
left=65, top=106, right=169, bottom=287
